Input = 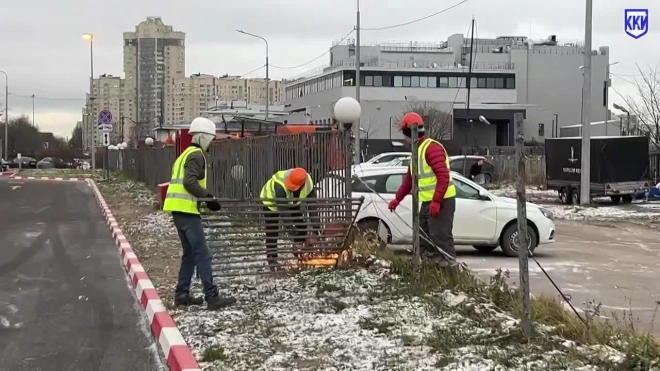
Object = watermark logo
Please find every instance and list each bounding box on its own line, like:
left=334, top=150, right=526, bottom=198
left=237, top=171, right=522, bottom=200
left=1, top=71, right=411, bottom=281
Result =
left=625, top=9, right=649, bottom=39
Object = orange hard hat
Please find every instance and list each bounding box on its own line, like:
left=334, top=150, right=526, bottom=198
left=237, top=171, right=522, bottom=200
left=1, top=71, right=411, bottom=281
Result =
left=401, top=112, right=424, bottom=129
left=284, top=168, right=308, bottom=191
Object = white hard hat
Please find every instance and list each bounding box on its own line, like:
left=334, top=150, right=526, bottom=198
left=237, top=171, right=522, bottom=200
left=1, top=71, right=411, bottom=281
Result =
left=189, top=117, right=216, bottom=135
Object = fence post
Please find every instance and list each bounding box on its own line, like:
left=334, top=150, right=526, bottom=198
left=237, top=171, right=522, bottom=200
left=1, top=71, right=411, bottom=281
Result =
left=514, top=112, right=532, bottom=338
left=410, top=125, right=421, bottom=266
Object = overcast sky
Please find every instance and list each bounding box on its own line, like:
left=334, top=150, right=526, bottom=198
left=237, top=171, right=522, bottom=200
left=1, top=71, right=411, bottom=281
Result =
left=0, top=0, right=656, bottom=138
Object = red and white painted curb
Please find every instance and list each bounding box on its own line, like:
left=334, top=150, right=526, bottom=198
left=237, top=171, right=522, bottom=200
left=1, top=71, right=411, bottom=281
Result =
left=87, top=179, right=201, bottom=371
left=12, top=176, right=88, bottom=181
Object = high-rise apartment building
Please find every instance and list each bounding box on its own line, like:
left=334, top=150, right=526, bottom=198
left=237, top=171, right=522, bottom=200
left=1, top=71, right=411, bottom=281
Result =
left=123, top=17, right=185, bottom=140
left=168, top=74, right=284, bottom=125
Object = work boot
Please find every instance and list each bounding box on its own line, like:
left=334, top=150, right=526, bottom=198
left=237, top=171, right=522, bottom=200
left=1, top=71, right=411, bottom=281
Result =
left=174, top=295, right=204, bottom=306
left=206, top=296, right=237, bottom=310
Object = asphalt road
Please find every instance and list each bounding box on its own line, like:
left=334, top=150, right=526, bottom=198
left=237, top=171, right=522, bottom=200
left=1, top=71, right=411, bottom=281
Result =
left=0, top=178, right=164, bottom=371
left=459, top=219, right=660, bottom=335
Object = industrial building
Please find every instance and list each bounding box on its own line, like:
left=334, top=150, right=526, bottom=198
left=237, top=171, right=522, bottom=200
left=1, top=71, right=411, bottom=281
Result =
left=282, top=34, right=611, bottom=153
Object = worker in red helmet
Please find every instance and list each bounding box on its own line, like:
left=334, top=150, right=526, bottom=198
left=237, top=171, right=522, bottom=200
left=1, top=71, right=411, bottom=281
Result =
left=388, top=112, right=457, bottom=264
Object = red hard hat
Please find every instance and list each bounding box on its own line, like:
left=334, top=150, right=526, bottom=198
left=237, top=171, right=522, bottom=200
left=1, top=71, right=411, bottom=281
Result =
left=401, top=112, right=424, bottom=129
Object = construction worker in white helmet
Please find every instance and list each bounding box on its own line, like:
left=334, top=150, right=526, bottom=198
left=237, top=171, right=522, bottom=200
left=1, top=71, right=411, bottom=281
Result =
left=163, top=117, right=236, bottom=310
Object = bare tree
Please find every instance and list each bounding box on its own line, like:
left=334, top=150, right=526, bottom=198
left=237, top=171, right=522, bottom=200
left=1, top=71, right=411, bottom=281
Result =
left=392, top=101, right=452, bottom=140
left=617, top=64, right=660, bottom=144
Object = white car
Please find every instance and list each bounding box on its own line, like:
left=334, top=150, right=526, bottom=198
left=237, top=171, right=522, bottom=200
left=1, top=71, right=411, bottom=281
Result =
left=317, top=166, right=556, bottom=257
left=362, top=152, right=410, bottom=165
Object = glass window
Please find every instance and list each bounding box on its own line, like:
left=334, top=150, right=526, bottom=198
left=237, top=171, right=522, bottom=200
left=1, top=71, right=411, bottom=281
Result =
left=538, top=123, right=545, bottom=137
left=402, top=76, right=411, bottom=87
left=394, top=76, right=403, bottom=87
left=470, top=77, right=478, bottom=88
left=506, top=77, right=515, bottom=89
left=454, top=178, right=480, bottom=200
left=374, top=75, right=383, bottom=87
left=411, top=76, right=420, bottom=87
left=438, top=77, right=449, bottom=88
left=426, top=76, right=436, bottom=87
left=365, top=75, right=374, bottom=86
left=495, top=78, right=504, bottom=89
left=419, top=76, right=428, bottom=87
left=457, top=77, right=466, bottom=88
left=486, top=78, right=496, bottom=88
left=449, top=159, right=464, bottom=173
left=384, top=174, right=405, bottom=193
left=477, top=78, right=487, bottom=88
left=352, top=176, right=379, bottom=193
left=382, top=75, right=393, bottom=87
left=448, top=77, right=458, bottom=88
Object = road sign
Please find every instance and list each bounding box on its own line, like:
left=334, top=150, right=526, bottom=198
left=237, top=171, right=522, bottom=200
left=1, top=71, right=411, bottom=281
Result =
left=100, top=124, right=113, bottom=133
left=98, top=110, right=113, bottom=124
left=102, top=132, right=110, bottom=146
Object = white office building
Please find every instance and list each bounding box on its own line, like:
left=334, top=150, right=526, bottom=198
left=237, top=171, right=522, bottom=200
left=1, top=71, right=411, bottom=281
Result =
left=283, top=34, right=610, bottom=152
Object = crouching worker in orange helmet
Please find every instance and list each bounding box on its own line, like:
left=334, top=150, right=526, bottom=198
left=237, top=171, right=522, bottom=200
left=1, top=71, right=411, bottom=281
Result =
left=389, top=112, right=457, bottom=265
left=260, top=168, right=320, bottom=270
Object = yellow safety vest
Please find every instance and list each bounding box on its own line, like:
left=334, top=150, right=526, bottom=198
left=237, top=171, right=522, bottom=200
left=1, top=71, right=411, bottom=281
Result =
left=163, top=146, right=207, bottom=215
left=414, top=139, right=457, bottom=202
left=260, top=169, right=314, bottom=211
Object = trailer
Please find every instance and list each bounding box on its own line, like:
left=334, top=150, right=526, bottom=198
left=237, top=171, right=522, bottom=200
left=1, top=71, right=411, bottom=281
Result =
left=545, top=136, right=651, bottom=204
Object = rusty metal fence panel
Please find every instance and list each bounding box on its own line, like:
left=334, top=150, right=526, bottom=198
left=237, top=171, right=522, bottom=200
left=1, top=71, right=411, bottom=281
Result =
left=121, top=147, right=176, bottom=187
left=202, top=197, right=364, bottom=278
left=207, top=131, right=351, bottom=199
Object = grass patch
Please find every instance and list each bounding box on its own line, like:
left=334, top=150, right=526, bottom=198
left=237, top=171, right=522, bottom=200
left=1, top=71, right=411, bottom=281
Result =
left=201, top=345, right=228, bottom=362
left=368, top=246, right=660, bottom=368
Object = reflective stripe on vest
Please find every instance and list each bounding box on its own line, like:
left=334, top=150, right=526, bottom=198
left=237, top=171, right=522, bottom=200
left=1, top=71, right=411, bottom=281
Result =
left=412, top=139, right=457, bottom=202
left=163, top=146, right=207, bottom=214
left=260, top=169, right=314, bottom=211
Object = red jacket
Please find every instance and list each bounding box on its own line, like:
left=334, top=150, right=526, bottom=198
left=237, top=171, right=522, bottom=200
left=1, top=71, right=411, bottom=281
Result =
left=395, top=136, right=450, bottom=203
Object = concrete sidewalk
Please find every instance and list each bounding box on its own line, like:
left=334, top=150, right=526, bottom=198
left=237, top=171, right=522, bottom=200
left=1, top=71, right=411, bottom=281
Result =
left=0, top=178, right=164, bottom=371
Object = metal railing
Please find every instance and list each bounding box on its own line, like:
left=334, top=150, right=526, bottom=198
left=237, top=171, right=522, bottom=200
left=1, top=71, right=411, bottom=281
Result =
left=202, top=197, right=364, bottom=278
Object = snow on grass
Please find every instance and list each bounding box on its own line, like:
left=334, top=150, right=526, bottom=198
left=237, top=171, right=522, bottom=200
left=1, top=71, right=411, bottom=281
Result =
left=172, top=263, right=625, bottom=371
left=490, top=185, right=660, bottom=222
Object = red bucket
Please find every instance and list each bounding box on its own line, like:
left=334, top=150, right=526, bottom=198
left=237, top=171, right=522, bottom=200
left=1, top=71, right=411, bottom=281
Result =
left=158, top=182, right=170, bottom=209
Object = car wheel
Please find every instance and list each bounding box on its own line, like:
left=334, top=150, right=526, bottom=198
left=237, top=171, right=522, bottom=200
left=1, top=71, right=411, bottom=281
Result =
left=472, top=245, right=497, bottom=253
left=610, top=195, right=621, bottom=204
left=559, top=187, right=572, bottom=205
left=622, top=195, right=633, bottom=203
left=355, top=219, right=388, bottom=250
left=500, top=223, right=538, bottom=257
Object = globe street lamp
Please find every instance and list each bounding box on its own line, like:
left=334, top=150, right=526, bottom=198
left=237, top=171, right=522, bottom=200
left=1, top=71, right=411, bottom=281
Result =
left=334, top=97, right=362, bottom=164
left=145, top=137, right=154, bottom=147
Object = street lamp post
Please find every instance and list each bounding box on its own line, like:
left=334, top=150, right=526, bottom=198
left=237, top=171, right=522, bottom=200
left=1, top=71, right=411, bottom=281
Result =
left=83, top=33, right=96, bottom=175
left=355, top=0, right=362, bottom=165
left=334, top=96, right=362, bottom=195
left=613, top=103, right=631, bottom=135
left=237, top=30, right=269, bottom=121
left=0, top=70, right=7, bottom=160
left=580, top=0, right=593, bottom=205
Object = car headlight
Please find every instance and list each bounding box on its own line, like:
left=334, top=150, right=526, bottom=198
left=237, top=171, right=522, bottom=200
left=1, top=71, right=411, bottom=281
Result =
left=540, top=208, right=553, bottom=220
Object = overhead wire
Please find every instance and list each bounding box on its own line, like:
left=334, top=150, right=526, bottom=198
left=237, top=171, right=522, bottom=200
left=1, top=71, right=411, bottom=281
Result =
left=361, top=0, right=469, bottom=31
left=239, top=64, right=266, bottom=77
left=270, top=28, right=355, bottom=70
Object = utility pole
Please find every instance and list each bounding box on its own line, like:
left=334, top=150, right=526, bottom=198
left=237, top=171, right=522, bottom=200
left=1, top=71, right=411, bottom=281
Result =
left=32, top=94, right=35, bottom=127
left=410, top=124, right=421, bottom=266
left=83, top=33, right=96, bottom=176
left=466, top=17, right=475, bottom=149
left=0, top=70, right=8, bottom=161
left=514, top=112, right=532, bottom=338
left=354, top=0, right=362, bottom=165
left=580, top=0, right=593, bottom=205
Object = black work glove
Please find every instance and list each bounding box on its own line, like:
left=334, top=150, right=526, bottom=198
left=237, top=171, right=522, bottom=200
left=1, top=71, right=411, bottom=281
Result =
left=205, top=194, right=221, bottom=211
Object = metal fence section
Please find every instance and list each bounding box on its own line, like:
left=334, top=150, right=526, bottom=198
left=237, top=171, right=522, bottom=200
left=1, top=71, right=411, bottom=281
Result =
left=202, top=197, right=364, bottom=278
left=207, top=131, right=350, bottom=199
left=121, top=147, right=177, bottom=187
left=489, top=155, right=546, bottom=185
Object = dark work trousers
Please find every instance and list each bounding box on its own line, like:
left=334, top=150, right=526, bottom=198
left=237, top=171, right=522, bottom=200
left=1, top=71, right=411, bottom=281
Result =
left=172, top=212, right=219, bottom=301
left=420, top=197, right=456, bottom=261
left=263, top=207, right=306, bottom=262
